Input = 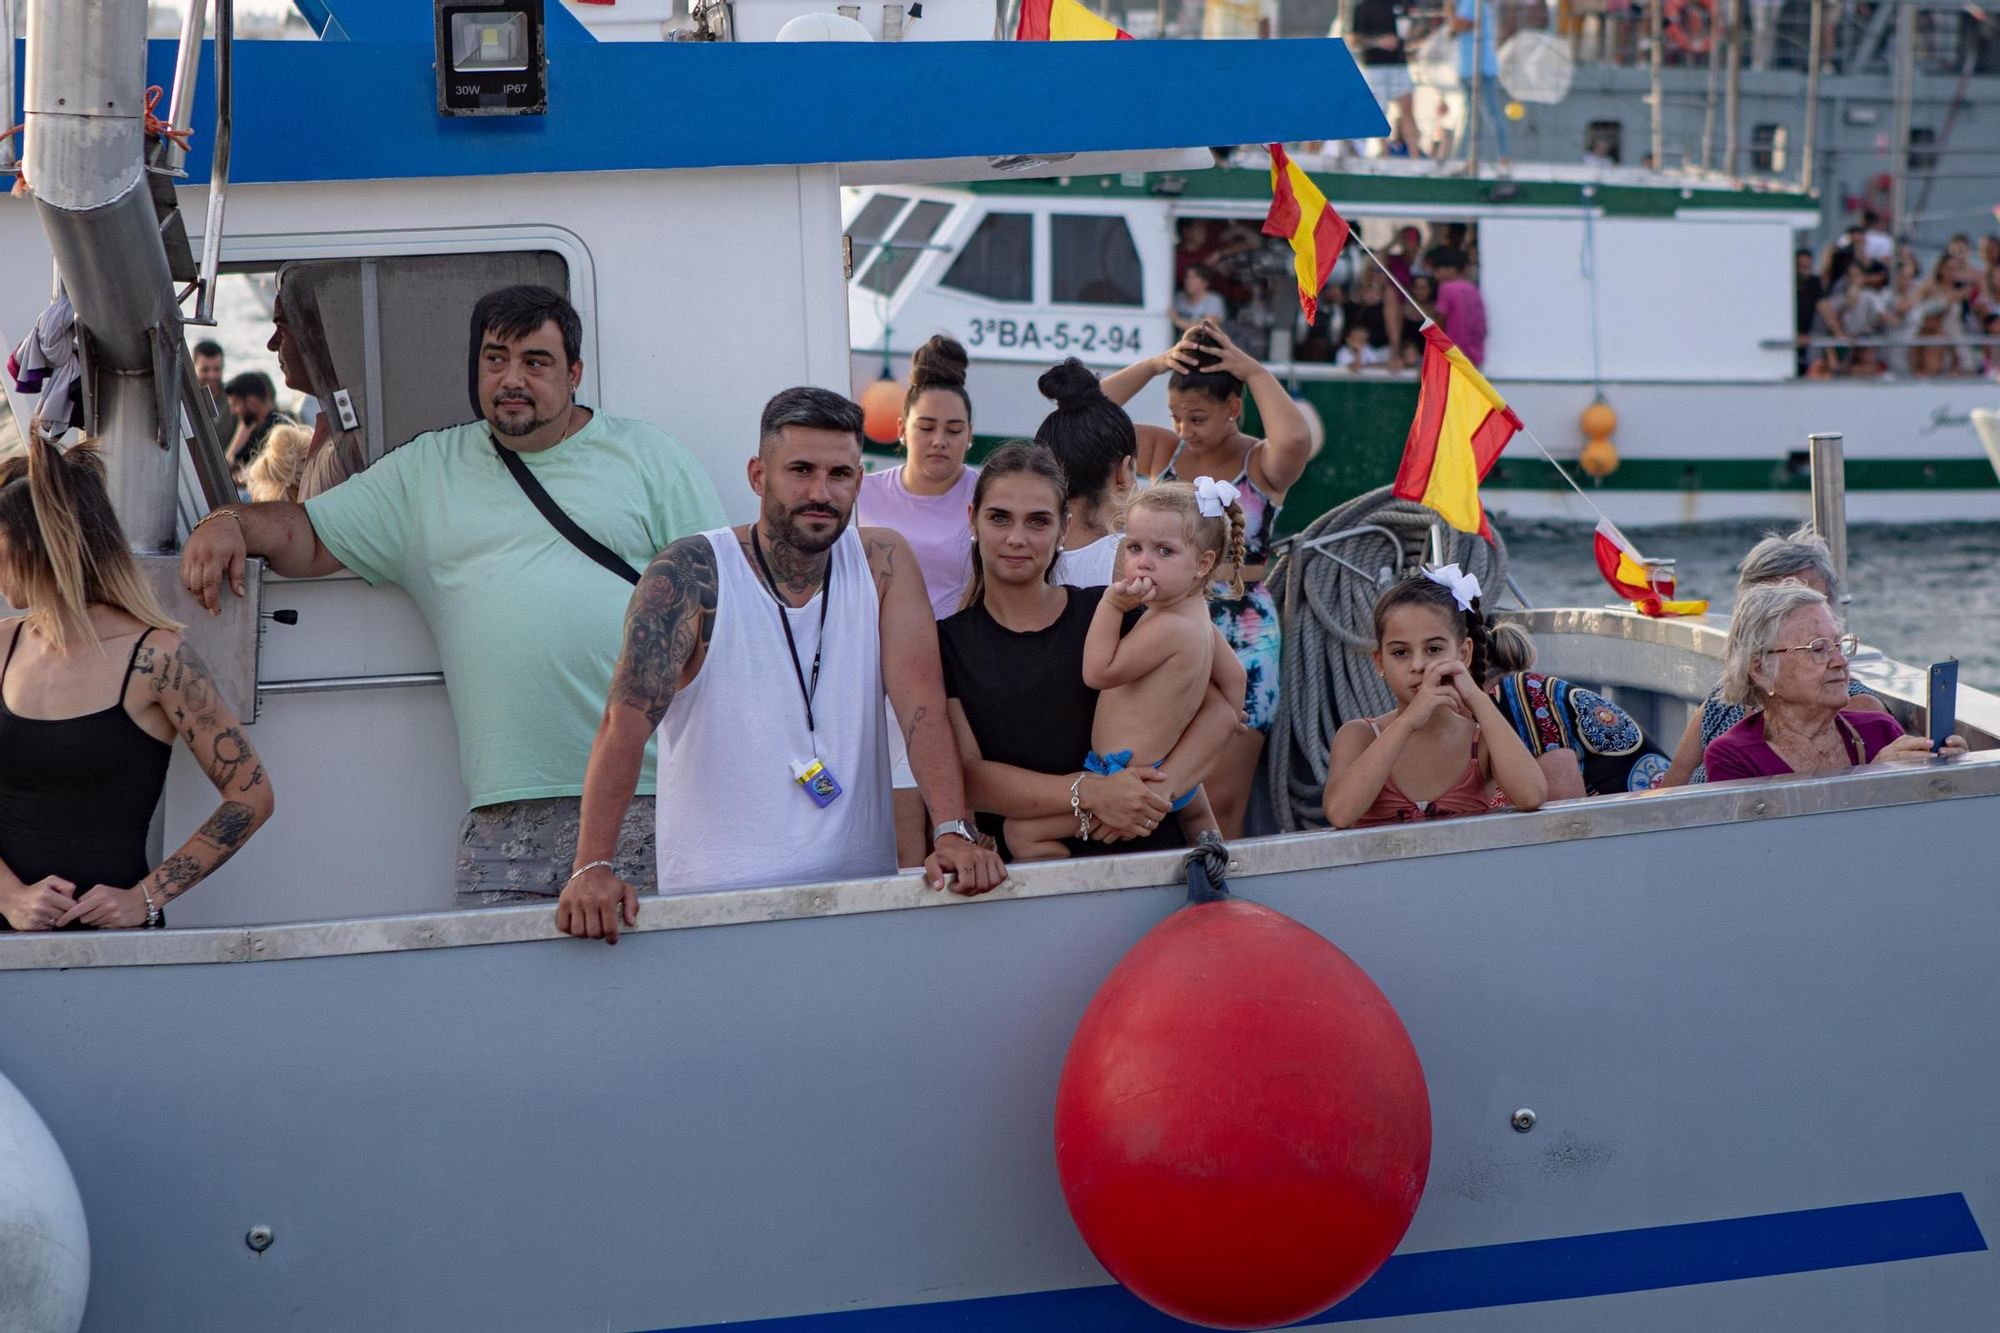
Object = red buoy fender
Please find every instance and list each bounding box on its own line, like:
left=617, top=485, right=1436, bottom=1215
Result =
left=1054, top=898, right=1431, bottom=1330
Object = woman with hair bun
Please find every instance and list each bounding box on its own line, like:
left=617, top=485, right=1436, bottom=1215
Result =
left=1100, top=317, right=1315, bottom=836
left=857, top=335, right=981, bottom=619
left=856, top=335, right=981, bottom=867
left=0, top=439, right=274, bottom=931
left=1030, top=358, right=1141, bottom=587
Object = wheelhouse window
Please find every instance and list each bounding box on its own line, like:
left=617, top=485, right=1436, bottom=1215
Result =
left=940, top=212, right=1033, bottom=303
left=1052, top=214, right=1142, bottom=307
left=845, top=193, right=910, bottom=285
left=856, top=200, right=952, bottom=298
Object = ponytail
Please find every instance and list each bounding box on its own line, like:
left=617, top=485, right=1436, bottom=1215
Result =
left=1487, top=620, right=1537, bottom=680
left=27, top=436, right=92, bottom=639
left=0, top=438, right=181, bottom=654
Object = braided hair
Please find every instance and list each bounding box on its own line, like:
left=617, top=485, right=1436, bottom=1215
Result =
left=1370, top=569, right=1503, bottom=686
left=1124, top=480, right=1247, bottom=599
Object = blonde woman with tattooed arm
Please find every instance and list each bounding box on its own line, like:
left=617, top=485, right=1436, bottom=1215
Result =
left=0, top=439, right=274, bottom=932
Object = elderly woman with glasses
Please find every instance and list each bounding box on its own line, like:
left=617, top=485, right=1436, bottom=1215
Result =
left=1703, top=581, right=1964, bottom=782
left=1662, top=526, right=1887, bottom=785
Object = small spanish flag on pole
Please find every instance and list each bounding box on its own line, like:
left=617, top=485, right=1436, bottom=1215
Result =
left=1593, top=518, right=1710, bottom=617
left=1261, top=144, right=1349, bottom=324
left=1392, top=324, right=1521, bottom=541
left=1016, top=0, right=1134, bottom=39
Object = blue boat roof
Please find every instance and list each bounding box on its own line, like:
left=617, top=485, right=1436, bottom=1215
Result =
left=11, top=30, right=1388, bottom=186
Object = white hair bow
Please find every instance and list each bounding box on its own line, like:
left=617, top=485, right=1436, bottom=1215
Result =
left=1193, top=475, right=1241, bottom=518
left=1424, top=563, right=1483, bottom=612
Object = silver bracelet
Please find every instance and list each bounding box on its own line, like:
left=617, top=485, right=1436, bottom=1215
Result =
left=567, top=860, right=615, bottom=884
left=139, top=882, right=160, bottom=928
left=1069, top=773, right=1092, bottom=844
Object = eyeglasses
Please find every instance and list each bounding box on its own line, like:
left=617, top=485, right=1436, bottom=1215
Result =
left=1772, top=634, right=1859, bottom=664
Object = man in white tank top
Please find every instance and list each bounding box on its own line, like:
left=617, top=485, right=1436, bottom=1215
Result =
left=557, top=388, right=1007, bottom=940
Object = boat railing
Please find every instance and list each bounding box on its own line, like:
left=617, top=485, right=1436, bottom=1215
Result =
left=3, top=747, right=1994, bottom=971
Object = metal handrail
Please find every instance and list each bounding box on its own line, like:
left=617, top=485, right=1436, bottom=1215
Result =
left=158, top=0, right=208, bottom=175
left=0, top=0, right=15, bottom=176
left=1765, top=335, right=2000, bottom=350
left=258, top=672, right=446, bottom=697
left=189, top=0, right=232, bottom=328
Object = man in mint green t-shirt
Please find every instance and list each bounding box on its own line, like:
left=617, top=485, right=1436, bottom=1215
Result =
left=181, top=285, right=725, bottom=904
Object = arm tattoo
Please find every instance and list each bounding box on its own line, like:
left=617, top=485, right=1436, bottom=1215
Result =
left=865, top=534, right=898, bottom=598
left=611, top=537, right=718, bottom=727
left=150, top=853, right=205, bottom=903
left=901, top=705, right=928, bottom=747
left=196, top=801, right=256, bottom=852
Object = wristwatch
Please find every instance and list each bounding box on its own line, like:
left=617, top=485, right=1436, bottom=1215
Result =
left=932, top=818, right=977, bottom=845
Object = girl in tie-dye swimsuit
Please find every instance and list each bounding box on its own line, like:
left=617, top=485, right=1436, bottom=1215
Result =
left=1098, top=318, right=1317, bottom=836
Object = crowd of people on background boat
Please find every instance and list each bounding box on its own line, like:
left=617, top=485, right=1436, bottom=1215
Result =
left=1175, top=219, right=1490, bottom=370
left=1798, top=218, right=2000, bottom=380
left=0, top=282, right=1971, bottom=938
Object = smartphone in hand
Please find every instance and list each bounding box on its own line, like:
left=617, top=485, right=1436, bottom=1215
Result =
left=1927, top=659, right=1959, bottom=755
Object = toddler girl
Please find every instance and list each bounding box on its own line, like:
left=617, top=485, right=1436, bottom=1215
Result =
left=1006, top=480, right=1248, bottom=859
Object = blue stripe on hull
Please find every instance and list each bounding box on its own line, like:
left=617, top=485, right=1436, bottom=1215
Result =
left=652, top=1193, right=1986, bottom=1331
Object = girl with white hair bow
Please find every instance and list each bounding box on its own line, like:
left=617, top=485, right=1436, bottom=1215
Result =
left=1323, top=566, right=1547, bottom=829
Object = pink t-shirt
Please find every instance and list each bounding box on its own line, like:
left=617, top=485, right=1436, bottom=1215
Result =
left=856, top=464, right=979, bottom=620
left=1434, top=278, right=1488, bottom=367
left=1702, top=708, right=1906, bottom=782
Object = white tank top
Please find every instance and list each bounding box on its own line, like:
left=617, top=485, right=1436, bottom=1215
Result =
left=653, top=526, right=894, bottom=894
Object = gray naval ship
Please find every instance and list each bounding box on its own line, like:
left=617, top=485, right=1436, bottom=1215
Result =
left=2, top=1, right=1998, bottom=1330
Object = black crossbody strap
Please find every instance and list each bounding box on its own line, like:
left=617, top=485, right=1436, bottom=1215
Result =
left=491, top=432, right=641, bottom=586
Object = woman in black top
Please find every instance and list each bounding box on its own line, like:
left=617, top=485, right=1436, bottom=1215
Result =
left=0, top=437, right=275, bottom=931
left=938, top=445, right=1238, bottom=859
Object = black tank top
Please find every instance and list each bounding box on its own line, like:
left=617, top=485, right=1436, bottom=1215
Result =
left=0, top=622, right=172, bottom=929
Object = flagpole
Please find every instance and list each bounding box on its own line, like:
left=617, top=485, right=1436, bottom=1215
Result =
left=1347, top=231, right=1624, bottom=533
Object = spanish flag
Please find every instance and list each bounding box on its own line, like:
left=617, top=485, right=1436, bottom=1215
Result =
left=1392, top=323, right=1520, bottom=540
left=1016, top=0, right=1133, bottom=39
left=1261, top=144, right=1349, bottom=323
left=1593, top=518, right=1709, bottom=617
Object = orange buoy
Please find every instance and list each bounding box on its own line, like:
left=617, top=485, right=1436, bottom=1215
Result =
left=1580, top=398, right=1620, bottom=478
left=859, top=374, right=904, bottom=446
left=1054, top=856, right=1430, bottom=1330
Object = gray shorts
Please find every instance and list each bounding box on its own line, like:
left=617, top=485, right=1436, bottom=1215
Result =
left=454, top=796, right=657, bottom=908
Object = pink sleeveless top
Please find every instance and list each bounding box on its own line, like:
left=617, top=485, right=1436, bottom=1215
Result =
left=1354, top=719, right=1497, bottom=827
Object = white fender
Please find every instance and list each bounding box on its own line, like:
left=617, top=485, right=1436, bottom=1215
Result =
left=0, top=1069, right=88, bottom=1333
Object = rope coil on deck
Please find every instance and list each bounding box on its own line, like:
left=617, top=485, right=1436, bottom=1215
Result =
left=1263, top=486, right=1509, bottom=832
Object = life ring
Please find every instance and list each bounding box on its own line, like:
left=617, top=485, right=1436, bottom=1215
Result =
left=1665, top=0, right=1714, bottom=54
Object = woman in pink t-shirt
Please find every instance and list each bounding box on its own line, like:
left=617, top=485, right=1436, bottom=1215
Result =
left=1703, top=581, right=1964, bottom=782
left=856, top=335, right=980, bottom=866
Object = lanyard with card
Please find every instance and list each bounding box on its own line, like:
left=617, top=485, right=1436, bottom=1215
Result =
left=749, top=529, right=843, bottom=808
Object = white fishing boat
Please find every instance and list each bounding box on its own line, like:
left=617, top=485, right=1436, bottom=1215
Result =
left=2, top=3, right=1997, bottom=1331
left=843, top=159, right=2000, bottom=527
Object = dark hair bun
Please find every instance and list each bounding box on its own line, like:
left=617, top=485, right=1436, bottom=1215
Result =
left=909, top=335, right=969, bottom=389
left=1037, top=358, right=1103, bottom=413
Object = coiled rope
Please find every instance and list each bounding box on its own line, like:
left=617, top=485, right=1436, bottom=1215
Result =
left=1262, top=486, right=1509, bottom=832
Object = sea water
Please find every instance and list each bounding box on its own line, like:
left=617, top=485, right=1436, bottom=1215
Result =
left=1505, top=521, right=2000, bottom=691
